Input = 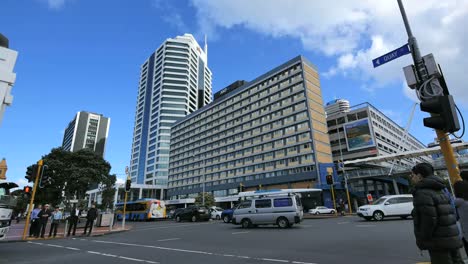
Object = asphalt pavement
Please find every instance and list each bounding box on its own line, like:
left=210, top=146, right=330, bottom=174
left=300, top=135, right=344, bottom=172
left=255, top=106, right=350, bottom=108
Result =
left=1, top=216, right=436, bottom=264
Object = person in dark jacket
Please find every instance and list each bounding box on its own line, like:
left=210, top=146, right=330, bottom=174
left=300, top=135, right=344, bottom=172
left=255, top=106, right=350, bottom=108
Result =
left=37, top=204, right=52, bottom=238
left=411, top=163, right=463, bottom=264
left=454, top=178, right=468, bottom=256
left=67, top=206, right=81, bottom=236
left=83, top=204, right=98, bottom=236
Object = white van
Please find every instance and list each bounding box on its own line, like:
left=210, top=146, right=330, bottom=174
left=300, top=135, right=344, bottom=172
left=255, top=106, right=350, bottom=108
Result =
left=357, top=194, right=413, bottom=221
left=232, top=194, right=303, bottom=228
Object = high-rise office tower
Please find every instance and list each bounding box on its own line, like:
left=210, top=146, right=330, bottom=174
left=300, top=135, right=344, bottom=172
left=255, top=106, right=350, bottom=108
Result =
left=62, top=111, right=110, bottom=157
left=129, top=34, right=212, bottom=189
left=0, top=34, right=18, bottom=126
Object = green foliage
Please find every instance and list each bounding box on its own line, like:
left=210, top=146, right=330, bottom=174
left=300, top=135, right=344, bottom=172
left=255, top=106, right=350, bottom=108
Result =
left=194, top=192, right=215, bottom=208
left=26, top=148, right=116, bottom=210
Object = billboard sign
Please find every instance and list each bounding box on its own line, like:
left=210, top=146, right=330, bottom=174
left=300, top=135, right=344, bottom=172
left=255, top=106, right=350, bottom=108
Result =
left=343, top=118, right=376, bottom=151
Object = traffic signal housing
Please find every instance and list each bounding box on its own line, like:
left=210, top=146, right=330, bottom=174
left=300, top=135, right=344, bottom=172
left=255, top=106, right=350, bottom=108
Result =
left=23, top=186, right=32, bottom=194
left=125, top=179, right=131, bottom=192
left=326, top=174, right=334, bottom=185
left=39, top=165, right=52, bottom=187
left=420, top=95, right=460, bottom=133
left=25, top=165, right=38, bottom=183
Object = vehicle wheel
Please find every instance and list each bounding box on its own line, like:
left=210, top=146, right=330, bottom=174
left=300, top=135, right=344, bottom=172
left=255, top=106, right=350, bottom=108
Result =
left=277, top=217, right=289, bottom=229
left=241, top=219, right=252, bottom=228
left=216, top=215, right=221, bottom=220
left=314, top=212, right=320, bottom=215
left=400, top=216, right=409, bottom=220
left=373, top=211, right=384, bottom=221
left=223, top=216, right=230, bottom=223
left=191, top=215, right=197, bottom=222
left=330, top=210, right=336, bottom=214
left=176, top=216, right=181, bottom=222
left=364, top=217, right=372, bottom=221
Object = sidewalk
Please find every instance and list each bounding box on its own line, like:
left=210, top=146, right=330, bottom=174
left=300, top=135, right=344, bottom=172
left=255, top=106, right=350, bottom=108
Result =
left=2, top=221, right=131, bottom=242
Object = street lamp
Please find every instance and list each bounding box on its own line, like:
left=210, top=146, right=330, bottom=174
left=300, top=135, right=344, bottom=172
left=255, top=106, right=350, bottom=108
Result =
left=336, top=124, right=352, bottom=214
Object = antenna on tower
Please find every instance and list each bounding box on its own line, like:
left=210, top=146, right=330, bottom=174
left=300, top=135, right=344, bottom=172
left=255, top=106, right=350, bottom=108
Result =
left=204, top=34, right=208, bottom=63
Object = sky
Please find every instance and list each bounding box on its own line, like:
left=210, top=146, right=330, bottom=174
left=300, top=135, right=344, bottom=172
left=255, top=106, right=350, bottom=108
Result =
left=1, top=0, right=467, bottom=189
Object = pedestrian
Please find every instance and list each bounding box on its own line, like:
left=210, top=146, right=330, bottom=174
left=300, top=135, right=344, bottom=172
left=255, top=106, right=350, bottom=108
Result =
left=30, top=205, right=42, bottom=237
left=37, top=204, right=52, bottom=238
left=410, top=163, right=463, bottom=264
left=454, top=179, right=468, bottom=256
left=83, top=203, right=98, bottom=236
left=49, top=207, right=62, bottom=238
left=67, top=206, right=81, bottom=236
left=16, top=212, right=21, bottom=223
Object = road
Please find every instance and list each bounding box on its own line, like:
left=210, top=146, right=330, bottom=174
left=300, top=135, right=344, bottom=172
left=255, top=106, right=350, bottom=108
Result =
left=2, top=216, right=433, bottom=264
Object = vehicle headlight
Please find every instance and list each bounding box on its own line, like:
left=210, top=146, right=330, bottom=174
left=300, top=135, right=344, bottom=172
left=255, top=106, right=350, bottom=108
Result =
left=359, top=208, right=368, bottom=211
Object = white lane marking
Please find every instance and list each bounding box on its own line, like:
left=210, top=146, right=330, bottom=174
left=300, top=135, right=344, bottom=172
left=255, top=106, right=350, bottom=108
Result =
left=337, top=222, right=349, bottom=225
left=157, top=238, right=180, bottom=242
left=91, top=240, right=317, bottom=263
left=133, top=222, right=213, bottom=231
left=27, top=241, right=159, bottom=263
left=119, top=256, right=145, bottom=262
left=260, top=258, right=289, bottom=263
left=356, top=224, right=376, bottom=227
left=231, top=231, right=250, bottom=235
left=65, top=247, right=80, bottom=251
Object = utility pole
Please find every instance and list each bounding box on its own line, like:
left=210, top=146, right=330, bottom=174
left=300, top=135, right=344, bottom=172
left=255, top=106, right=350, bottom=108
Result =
left=337, top=125, right=352, bottom=214
left=22, top=160, right=43, bottom=240
left=398, top=0, right=461, bottom=185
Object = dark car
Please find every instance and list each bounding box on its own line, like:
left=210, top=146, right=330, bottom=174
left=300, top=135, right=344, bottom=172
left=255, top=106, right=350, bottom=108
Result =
left=169, top=208, right=184, bottom=219
left=221, top=208, right=235, bottom=223
left=174, top=206, right=210, bottom=222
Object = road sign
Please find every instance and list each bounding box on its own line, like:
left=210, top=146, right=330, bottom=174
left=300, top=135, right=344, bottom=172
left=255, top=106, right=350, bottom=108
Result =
left=367, top=194, right=373, bottom=202
left=372, top=44, right=411, bottom=68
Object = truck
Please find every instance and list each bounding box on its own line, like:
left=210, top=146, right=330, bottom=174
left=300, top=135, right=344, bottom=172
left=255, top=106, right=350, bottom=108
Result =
left=0, top=180, right=18, bottom=240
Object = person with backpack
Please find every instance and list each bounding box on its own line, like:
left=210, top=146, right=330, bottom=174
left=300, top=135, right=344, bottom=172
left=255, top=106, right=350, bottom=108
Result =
left=410, top=163, right=463, bottom=264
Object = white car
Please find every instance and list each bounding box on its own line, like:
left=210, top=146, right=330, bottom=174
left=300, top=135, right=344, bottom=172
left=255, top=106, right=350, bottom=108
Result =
left=308, top=206, right=336, bottom=215
left=357, top=194, right=413, bottom=221
left=209, top=207, right=224, bottom=220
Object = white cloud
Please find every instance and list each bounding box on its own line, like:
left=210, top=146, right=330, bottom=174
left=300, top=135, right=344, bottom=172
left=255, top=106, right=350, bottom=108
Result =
left=44, top=0, right=66, bottom=9
left=116, top=177, right=125, bottom=185
left=15, top=178, right=28, bottom=189
left=190, top=0, right=468, bottom=106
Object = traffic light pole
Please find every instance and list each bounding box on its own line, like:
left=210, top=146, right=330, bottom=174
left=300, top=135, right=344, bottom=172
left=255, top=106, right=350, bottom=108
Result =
left=397, top=0, right=461, bottom=184
left=22, top=159, right=43, bottom=240
left=122, top=190, right=128, bottom=230
left=330, top=184, right=337, bottom=216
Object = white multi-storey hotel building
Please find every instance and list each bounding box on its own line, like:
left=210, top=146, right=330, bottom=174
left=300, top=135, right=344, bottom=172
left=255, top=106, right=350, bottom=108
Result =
left=129, top=34, right=212, bottom=191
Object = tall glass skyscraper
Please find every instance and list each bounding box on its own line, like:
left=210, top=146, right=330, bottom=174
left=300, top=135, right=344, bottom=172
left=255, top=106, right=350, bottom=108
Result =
left=130, top=34, right=212, bottom=190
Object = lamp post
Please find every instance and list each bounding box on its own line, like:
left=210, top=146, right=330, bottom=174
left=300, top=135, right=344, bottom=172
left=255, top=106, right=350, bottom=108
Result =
left=337, top=125, right=352, bottom=214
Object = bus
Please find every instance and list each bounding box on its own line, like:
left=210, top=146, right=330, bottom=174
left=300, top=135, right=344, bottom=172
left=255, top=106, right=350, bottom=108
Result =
left=115, top=199, right=166, bottom=221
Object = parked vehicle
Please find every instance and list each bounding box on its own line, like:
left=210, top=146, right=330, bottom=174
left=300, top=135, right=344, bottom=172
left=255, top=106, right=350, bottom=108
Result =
left=357, top=195, right=413, bottom=221
left=232, top=194, right=303, bottom=228
left=0, top=181, right=18, bottom=240
left=175, top=206, right=210, bottom=222
left=209, top=207, right=224, bottom=220
left=168, top=208, right=184, bottom=219
left=308, top=206, right=336, bottom=215
left=221, top=208, right=235, bottom=223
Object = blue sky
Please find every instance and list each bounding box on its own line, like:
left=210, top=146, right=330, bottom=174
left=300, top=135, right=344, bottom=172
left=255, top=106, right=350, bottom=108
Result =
left=1, top=0, right=467, bottom=187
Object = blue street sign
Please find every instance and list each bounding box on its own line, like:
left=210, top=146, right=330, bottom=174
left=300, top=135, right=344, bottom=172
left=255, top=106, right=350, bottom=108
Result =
left=372, top=44, right=411, bottom=68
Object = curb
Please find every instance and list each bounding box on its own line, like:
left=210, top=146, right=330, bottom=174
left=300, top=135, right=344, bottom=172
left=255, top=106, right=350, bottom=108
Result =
left=0, top=228, right=131, bottom=243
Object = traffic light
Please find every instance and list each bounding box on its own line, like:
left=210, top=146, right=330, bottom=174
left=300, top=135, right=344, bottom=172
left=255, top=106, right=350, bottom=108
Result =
left=326, top=174, right=334, bottom=185
left=125, top=179, right=131, bottom=192
left=39, top=165, right=52, bottom=187
left=25, top=165, right=38, bottom=183
left=23, top=186, right=32, bottom=194
left=420, top=95, right=460, bottom=133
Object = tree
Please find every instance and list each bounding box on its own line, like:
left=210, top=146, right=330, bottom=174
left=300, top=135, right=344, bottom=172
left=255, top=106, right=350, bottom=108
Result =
left=194, top=192, right=215, bottom=208
left=26, top=148, right=116, bottom=210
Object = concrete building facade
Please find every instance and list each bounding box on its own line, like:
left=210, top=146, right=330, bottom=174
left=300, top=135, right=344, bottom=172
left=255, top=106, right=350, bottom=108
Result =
left=62, top=111, right=110, bottom=157
left=167, top=56, right=334, bottom=200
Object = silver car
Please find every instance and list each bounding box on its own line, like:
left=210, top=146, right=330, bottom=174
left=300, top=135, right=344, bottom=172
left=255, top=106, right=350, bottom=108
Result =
left=232, top=194, right=303, bottom=228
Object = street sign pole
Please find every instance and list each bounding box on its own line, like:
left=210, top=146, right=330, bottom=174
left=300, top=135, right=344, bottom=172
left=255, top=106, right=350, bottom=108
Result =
left=22, top=160, right=43, bottom=240
left=330, top=184, right=337, bottom=216
left=397, top=0, right=461, bottom=185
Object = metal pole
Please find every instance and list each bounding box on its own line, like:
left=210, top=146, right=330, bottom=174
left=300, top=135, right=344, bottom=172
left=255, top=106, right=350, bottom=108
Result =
left=330, top=184, right=337, bottom=216
left=122, top=191, right=128, bottom=230
left=22, top=160, right=43, bottom=240
left=337, top=125, right=352, bottom=214
left=397, top=0, right=461, bottom=185
left=202, top=158, right=206, bottom=206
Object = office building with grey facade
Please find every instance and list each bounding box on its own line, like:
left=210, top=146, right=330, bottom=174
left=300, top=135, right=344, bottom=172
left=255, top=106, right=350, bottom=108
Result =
left=129, top=34, right=212, bottom=192
left=62, top=111, right=110, bottom=157
left=167, top=56, right=336, bottom=207
left=326, top=100, right=427, bottom=200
